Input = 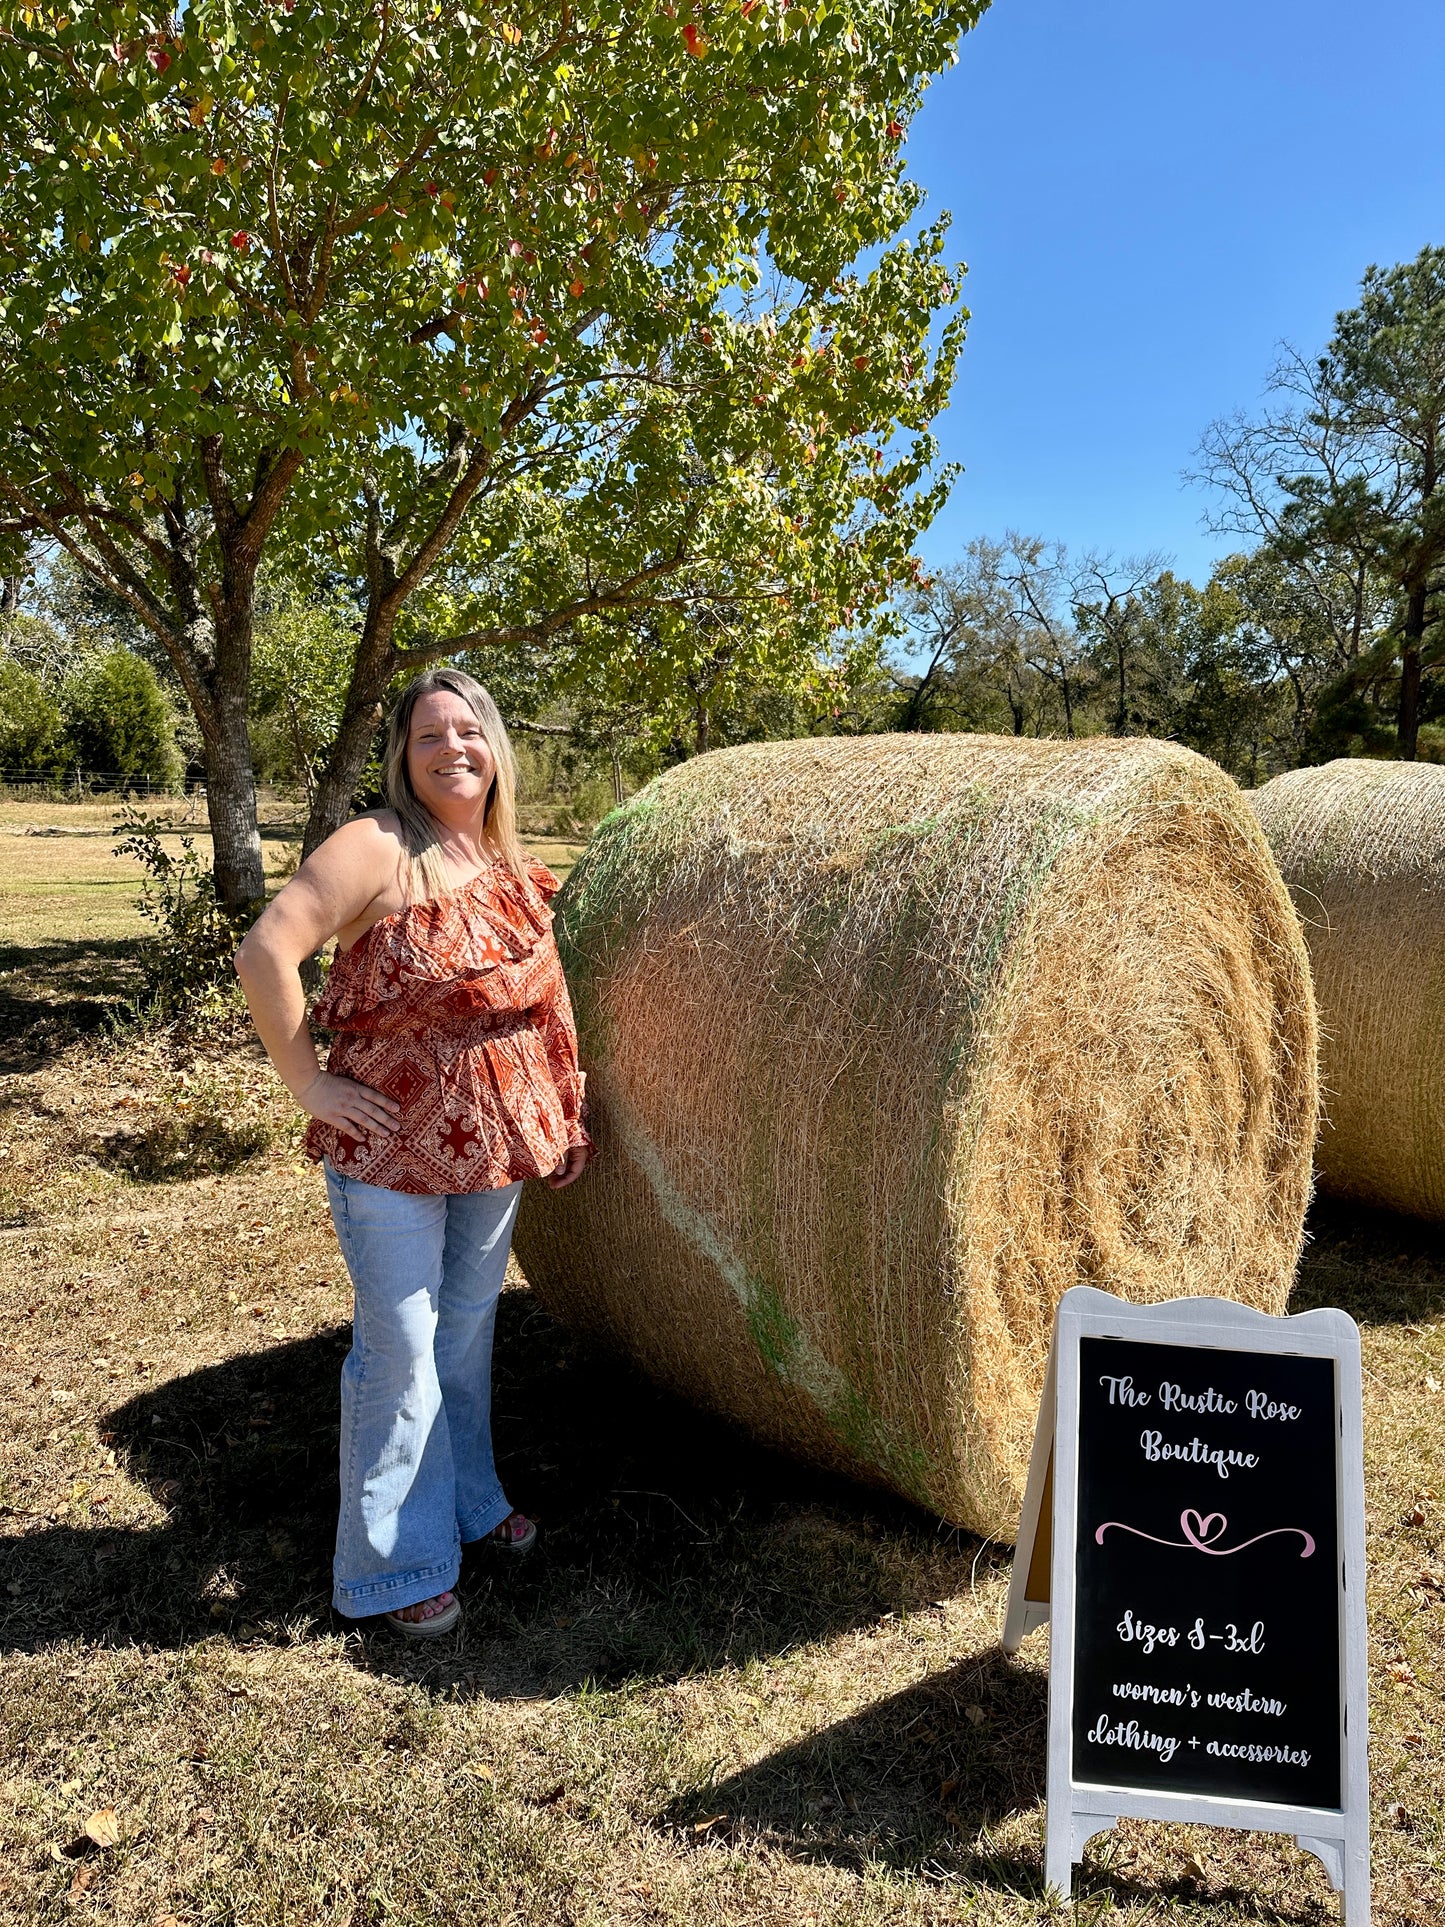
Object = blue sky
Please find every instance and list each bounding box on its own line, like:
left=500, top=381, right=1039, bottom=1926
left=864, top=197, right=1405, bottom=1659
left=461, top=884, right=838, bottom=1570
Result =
left=904, top=0, right=1445, bottom=583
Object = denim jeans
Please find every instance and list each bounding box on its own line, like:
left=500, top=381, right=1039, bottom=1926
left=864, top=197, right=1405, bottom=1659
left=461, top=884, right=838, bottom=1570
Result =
left=323, top=1161, right=523, bottom=1617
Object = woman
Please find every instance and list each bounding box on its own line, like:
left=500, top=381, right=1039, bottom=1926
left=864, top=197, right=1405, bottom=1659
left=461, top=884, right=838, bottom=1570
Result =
left=235, top=668, right=591, bottom=1639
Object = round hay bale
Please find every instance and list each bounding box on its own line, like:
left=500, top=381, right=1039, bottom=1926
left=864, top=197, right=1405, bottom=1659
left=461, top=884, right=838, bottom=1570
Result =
left=517, top=734, right=1318, bottom=1538
left=1250, top=758, right=1445, bottom=1221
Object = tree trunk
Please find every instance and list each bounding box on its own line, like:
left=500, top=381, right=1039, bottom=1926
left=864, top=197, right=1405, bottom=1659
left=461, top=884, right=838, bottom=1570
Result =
left=302, top=602, right=401, bottom=861
left=1398, top=583, right=1426, bottom=759
left=163, top=500, right=270, bottom=916
left=1347, top=559, right=1367, bottom=662
left=1398, top=647, right=1422, bottom=759
left=1116, top=632, right=1127, bottom=735
left=287, top=692, right=317, bottom=811
left=295, top=680, right=388, bottom=995
left=202, top=683, right=266, bottom=915
left=303, top=692, right=388, bottom=861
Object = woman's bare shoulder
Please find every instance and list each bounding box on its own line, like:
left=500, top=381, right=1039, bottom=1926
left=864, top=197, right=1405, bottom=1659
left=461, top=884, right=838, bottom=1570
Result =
left=288, top=810, right=406, bottom=910
left=306, top=810, right=402, bottom=869
left=240, top=812, right=406, bottom=962
left=330, top=807, right=403, bottom=848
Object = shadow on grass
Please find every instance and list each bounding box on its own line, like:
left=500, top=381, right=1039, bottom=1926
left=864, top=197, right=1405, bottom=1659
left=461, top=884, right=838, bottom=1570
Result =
left=85, top=1102, right=280, bottom=1183
left=658, top=1641, right=1048, bottom=1887
left=0, top=936, right=145, bottom=1070
left=0, top=1290, right=995, bottom=1700
left=1290, top=1194, right=1445, bottom=1325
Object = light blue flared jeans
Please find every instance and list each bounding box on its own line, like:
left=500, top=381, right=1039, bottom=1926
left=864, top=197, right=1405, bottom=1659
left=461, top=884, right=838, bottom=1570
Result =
left=323, top=1161, right=523, bottom=1617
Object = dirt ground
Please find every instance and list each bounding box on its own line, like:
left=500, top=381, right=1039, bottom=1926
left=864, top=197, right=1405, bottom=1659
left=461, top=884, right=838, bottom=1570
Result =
left=0, top=807, right=1439, bottom=1926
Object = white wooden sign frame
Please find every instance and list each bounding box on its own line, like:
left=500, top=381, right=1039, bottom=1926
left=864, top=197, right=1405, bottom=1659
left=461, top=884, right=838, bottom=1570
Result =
left=1002, top=1285, right=1369, bottom=1920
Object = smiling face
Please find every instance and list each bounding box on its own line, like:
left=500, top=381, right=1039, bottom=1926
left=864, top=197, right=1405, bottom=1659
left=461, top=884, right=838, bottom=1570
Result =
left=405, top=689, right=497, bottom=830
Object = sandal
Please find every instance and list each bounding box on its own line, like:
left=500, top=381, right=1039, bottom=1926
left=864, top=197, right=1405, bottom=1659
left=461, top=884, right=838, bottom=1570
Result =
left=383, top=1590, right=461, bottom=1639
left=486, top=1510, right=537, bottom=1556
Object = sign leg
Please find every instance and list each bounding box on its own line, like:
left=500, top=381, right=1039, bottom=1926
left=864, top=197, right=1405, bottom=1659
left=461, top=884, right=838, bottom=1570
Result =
left=1341, top=1836, right=1370, bottom=1926
left=1294, top=1830, right=1372, bottom=1922
left=1043, top=1815, right=1074, bottom=1901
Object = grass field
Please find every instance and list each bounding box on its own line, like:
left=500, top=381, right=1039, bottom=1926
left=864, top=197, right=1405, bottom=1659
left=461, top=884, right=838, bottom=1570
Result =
left=0, top=810, right=1439, bottom=1926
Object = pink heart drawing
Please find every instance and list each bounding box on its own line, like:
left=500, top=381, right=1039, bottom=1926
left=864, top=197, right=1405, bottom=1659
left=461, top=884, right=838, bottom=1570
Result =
left=1095, top=1513, right=1314, bottom=1558
left=1181, top=1509, right=1227, bottom=1548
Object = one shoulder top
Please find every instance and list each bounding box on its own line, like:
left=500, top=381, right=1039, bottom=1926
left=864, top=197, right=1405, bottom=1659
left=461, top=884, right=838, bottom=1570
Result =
left=303, top=857, right=591, bottom=1195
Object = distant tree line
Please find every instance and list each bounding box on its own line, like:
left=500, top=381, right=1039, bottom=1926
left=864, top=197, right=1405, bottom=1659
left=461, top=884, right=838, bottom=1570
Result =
left=875, top=527, right=1441, bottom=786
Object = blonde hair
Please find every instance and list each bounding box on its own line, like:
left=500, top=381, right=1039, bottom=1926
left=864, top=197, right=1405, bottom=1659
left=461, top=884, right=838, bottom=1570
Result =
left=382, top=668, right=527, bottom=900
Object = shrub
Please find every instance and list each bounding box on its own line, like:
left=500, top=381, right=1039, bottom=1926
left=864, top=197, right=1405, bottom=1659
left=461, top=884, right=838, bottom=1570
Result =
left=65, top=649, right=182, bottom=786
left=114, top=807, right=249, bottom=1020
left=0, top=653, right=68, bottom=776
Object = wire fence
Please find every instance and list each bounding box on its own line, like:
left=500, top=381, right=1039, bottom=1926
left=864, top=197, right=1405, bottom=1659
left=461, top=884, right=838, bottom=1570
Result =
left=0, top=766, right=203, bottom=799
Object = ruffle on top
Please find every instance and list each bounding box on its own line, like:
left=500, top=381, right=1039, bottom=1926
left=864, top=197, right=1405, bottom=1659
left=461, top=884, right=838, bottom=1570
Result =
left=312, top=857, right=561, bottom=1038
left=305, top=858, right=591, bottom=1196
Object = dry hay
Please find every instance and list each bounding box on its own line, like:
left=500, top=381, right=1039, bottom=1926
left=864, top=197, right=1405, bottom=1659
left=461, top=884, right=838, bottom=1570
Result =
left=517, top=734, right=1318, bottom=1538
left=1250, top=758, right=1445, bottom=1221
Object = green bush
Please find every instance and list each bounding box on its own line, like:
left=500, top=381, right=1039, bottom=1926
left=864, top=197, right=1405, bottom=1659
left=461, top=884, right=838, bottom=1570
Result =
left=0, top=654, right=68, bottom=776
left=65, top=649, right=182, bottom=786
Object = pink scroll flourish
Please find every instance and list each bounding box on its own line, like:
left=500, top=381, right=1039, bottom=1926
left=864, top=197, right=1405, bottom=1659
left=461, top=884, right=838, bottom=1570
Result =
left=1095, top=1509, right=1315, bottom=1558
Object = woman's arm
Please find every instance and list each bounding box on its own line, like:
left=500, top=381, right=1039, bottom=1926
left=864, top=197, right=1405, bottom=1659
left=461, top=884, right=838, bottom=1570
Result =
left=233, top=817, right=403, bottom=1141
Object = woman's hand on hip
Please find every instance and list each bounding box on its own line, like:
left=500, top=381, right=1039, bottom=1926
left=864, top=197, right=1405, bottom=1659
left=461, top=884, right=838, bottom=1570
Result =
left=546, top=1144, right=589, bottom=1189
left=298, top=1071, right=402, bottom=1138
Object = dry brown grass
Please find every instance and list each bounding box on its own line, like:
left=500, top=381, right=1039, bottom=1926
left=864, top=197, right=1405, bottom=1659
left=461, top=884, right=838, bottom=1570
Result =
left=0, top=803, right=1438, bottom=1927
left=518, top=735, right=1317, bottom=1539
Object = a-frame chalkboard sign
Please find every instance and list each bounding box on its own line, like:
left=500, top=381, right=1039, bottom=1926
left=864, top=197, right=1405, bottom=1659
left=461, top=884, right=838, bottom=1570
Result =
left=1003, top=1286, right=1369, bottom=1920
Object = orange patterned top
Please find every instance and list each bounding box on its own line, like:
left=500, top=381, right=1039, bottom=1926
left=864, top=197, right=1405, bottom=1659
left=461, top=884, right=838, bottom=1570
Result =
left=303, top=858, right=591, bottom=1195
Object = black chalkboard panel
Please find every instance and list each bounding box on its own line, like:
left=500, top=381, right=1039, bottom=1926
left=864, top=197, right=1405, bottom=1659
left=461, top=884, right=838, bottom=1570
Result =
left=1072, top=1336, right=1341, bottom=1809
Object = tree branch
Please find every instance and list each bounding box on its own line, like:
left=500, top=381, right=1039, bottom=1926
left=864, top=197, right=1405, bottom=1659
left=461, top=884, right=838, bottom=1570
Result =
left=380, top=376, right=557, bottom=613
left=266, top=81, right=298, bottom=312
left=396, top=550, right=694, bottom=661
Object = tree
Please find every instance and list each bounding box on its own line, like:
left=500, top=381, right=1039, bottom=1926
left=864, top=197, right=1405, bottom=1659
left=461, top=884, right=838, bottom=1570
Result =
left=0, top=607, right=72, bottom=689
left=1196, top=246, right=1445, bottom=758
left=0, top=0, right=982, bottom=912
left=62, top=648, right=182, bottom=784
left=34, top=547, right=157, bottom=666
left=0, top=654, right=67, bottom=775
left=891, top=535, right=1090, bottom=737
left=250, top=576, right=361, bottom=806
left=1001, top=534, right=1091, bottom=736
left=551, top=577, right=888, bottom=764
left=1071, top=550, right=1177, bottom=737
left=1206, top=548, right=1395, bottom=764
left=1159, top=571, right=1279, bottom=785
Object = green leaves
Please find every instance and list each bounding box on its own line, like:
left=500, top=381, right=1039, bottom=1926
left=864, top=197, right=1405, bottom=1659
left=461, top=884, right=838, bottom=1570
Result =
left=0, top=0, right=986, bottom=892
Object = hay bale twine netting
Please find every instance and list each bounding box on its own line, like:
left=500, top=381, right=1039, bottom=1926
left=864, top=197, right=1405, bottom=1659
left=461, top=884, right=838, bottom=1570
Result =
left=1251, top=758, right=1445, bottom=1221
left=517, top=734, right=1318, bottom=1538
